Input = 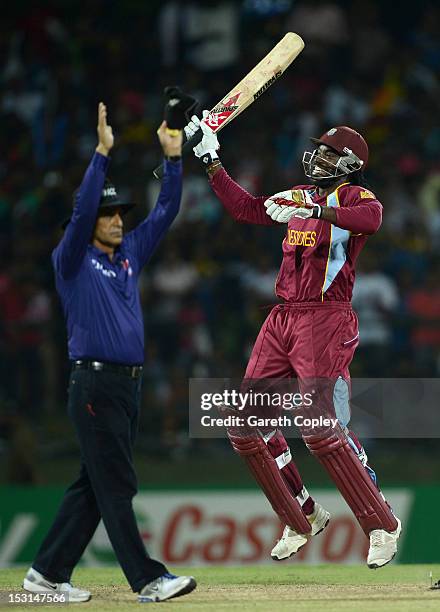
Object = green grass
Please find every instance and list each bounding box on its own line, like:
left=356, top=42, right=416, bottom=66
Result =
left=1, top=565, right=440, bottom=611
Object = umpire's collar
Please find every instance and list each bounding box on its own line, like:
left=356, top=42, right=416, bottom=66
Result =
left=89, top=244, right=124, bottom=264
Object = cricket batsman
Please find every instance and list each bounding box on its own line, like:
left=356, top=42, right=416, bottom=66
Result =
left=184, top=112, right=401, bottom=569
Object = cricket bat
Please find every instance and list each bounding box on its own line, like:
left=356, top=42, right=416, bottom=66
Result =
left=153, top=32, right=304, bottom=179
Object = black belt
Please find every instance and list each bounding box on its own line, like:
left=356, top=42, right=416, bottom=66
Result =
left=72, top=360, right=143, bottom=379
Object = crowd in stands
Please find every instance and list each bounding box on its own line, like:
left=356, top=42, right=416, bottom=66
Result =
left=0, top=0, right=439, bottom=465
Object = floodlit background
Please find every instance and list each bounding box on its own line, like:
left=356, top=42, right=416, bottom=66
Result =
left=0, top=0, right=439, bottom=566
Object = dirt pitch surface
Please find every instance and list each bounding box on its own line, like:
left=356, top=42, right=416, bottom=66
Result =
left=1, top=565, right=440, bottom=611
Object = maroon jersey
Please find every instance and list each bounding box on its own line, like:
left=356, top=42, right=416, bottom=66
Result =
left=210, top=168, right=382, bottom=303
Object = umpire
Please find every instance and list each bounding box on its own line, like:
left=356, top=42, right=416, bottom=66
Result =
left=23, top=102, right=196, bottom=603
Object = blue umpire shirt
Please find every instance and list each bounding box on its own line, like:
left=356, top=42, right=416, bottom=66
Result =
left=52, top=152, right=182, bottom=365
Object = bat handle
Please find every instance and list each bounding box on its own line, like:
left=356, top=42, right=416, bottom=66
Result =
left=152, top=128, right=204, bottom=179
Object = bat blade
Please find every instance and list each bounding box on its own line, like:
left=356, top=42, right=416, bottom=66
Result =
left=203, top=32, right=304, bottom=133
left=153, top=33, right=304, bottom=179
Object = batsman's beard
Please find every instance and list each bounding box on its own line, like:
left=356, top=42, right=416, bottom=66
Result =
left=309, top=175, right=343, bottom=189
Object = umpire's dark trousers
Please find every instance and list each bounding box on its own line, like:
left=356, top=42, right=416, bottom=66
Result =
left=33, top=364, right=167, bottom=592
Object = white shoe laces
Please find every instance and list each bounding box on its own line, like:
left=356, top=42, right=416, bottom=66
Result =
left=370, top=530, right=386, bottom=547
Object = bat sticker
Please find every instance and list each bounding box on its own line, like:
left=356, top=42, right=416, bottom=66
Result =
left=253, top=70, right=283, bottom=100
left=204, top=112, right=234, bottom=131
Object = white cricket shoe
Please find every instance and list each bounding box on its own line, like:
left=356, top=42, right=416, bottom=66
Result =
left=23, top=567, right=91, bottom=603
left=138, top=572, right=196, bottom=603
left=308, top=502, right=331, bottom=537
left=367, top=517, right=402, bottom=569
left=271, top=502, right=330, bottom=561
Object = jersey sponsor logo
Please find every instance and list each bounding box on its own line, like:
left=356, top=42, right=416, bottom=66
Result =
left=91, top=258, right=117, bottom=278
left=359, top=189, right=375, bottom=199
left=286, top=229, right=316, bottom=247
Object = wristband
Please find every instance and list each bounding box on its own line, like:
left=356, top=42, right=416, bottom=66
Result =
left=199, top=151, right=219, bottom=167
left=312, top=204, right=322, bottom=219
left=165, top=155, right=182, bottom=162
left=206, top=160, right=222, bottom=177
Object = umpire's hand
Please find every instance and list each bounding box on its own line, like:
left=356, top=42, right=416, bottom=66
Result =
left=96, top=102, right=114, bottom=157
left=157, top=121, right=182, bottom=158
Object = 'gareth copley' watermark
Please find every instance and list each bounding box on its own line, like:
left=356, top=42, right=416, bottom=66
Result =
left=200, top=413, right=338, bottom=429
left=190, top=377, right=440, bottom=439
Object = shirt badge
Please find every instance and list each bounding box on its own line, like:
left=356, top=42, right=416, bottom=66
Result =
left=123, top=258, right=133, bottom=276
left=359, top=189, right=375, bottom=199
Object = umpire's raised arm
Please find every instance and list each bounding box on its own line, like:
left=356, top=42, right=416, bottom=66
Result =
left=123, top=122, right=183, bottom=269
left=53, top=103, right=113, bottom=279
left=28, top=99, right=197, bottom=603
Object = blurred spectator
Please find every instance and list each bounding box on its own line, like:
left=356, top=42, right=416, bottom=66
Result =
left=406, top=263, right=440, bottom=374
left=158, top=1, right=239, bottom=70
left=411, top=4, right=440, bottom=71
left=242, top=254, right=280, bottom=303
left=0, top=267, right=51, bottom=414
left=352, top=253, right=399, bottom=376
left=419, top=172, right=440, bottom=249
left=349, top=0, right=391, bottom=77
left=152, top=248, right=199, bottom=300
left=324, top=77, right=370, bottom=127
left=287, top=1, right=348, bottom=47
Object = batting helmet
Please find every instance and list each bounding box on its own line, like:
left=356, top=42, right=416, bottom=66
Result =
left=311, top=126, right=369, bottom=168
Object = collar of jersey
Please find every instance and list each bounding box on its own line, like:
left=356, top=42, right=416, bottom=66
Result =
left=312, top=181, right=350, bottom=203
left=89, top=244, right=123, bottom=263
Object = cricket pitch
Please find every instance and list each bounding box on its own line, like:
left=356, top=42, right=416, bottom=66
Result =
left=1, top=565, right=440, bottom=611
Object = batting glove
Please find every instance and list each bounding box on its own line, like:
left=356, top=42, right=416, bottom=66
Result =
left=264, top=189, right=321, bottom=223
left=184, top=110, right=220, bottom=166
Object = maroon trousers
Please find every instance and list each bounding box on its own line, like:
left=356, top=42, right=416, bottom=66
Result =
left=245, top=302, right=359, bottom=381
left=240, top=302, right=397, bottom=535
